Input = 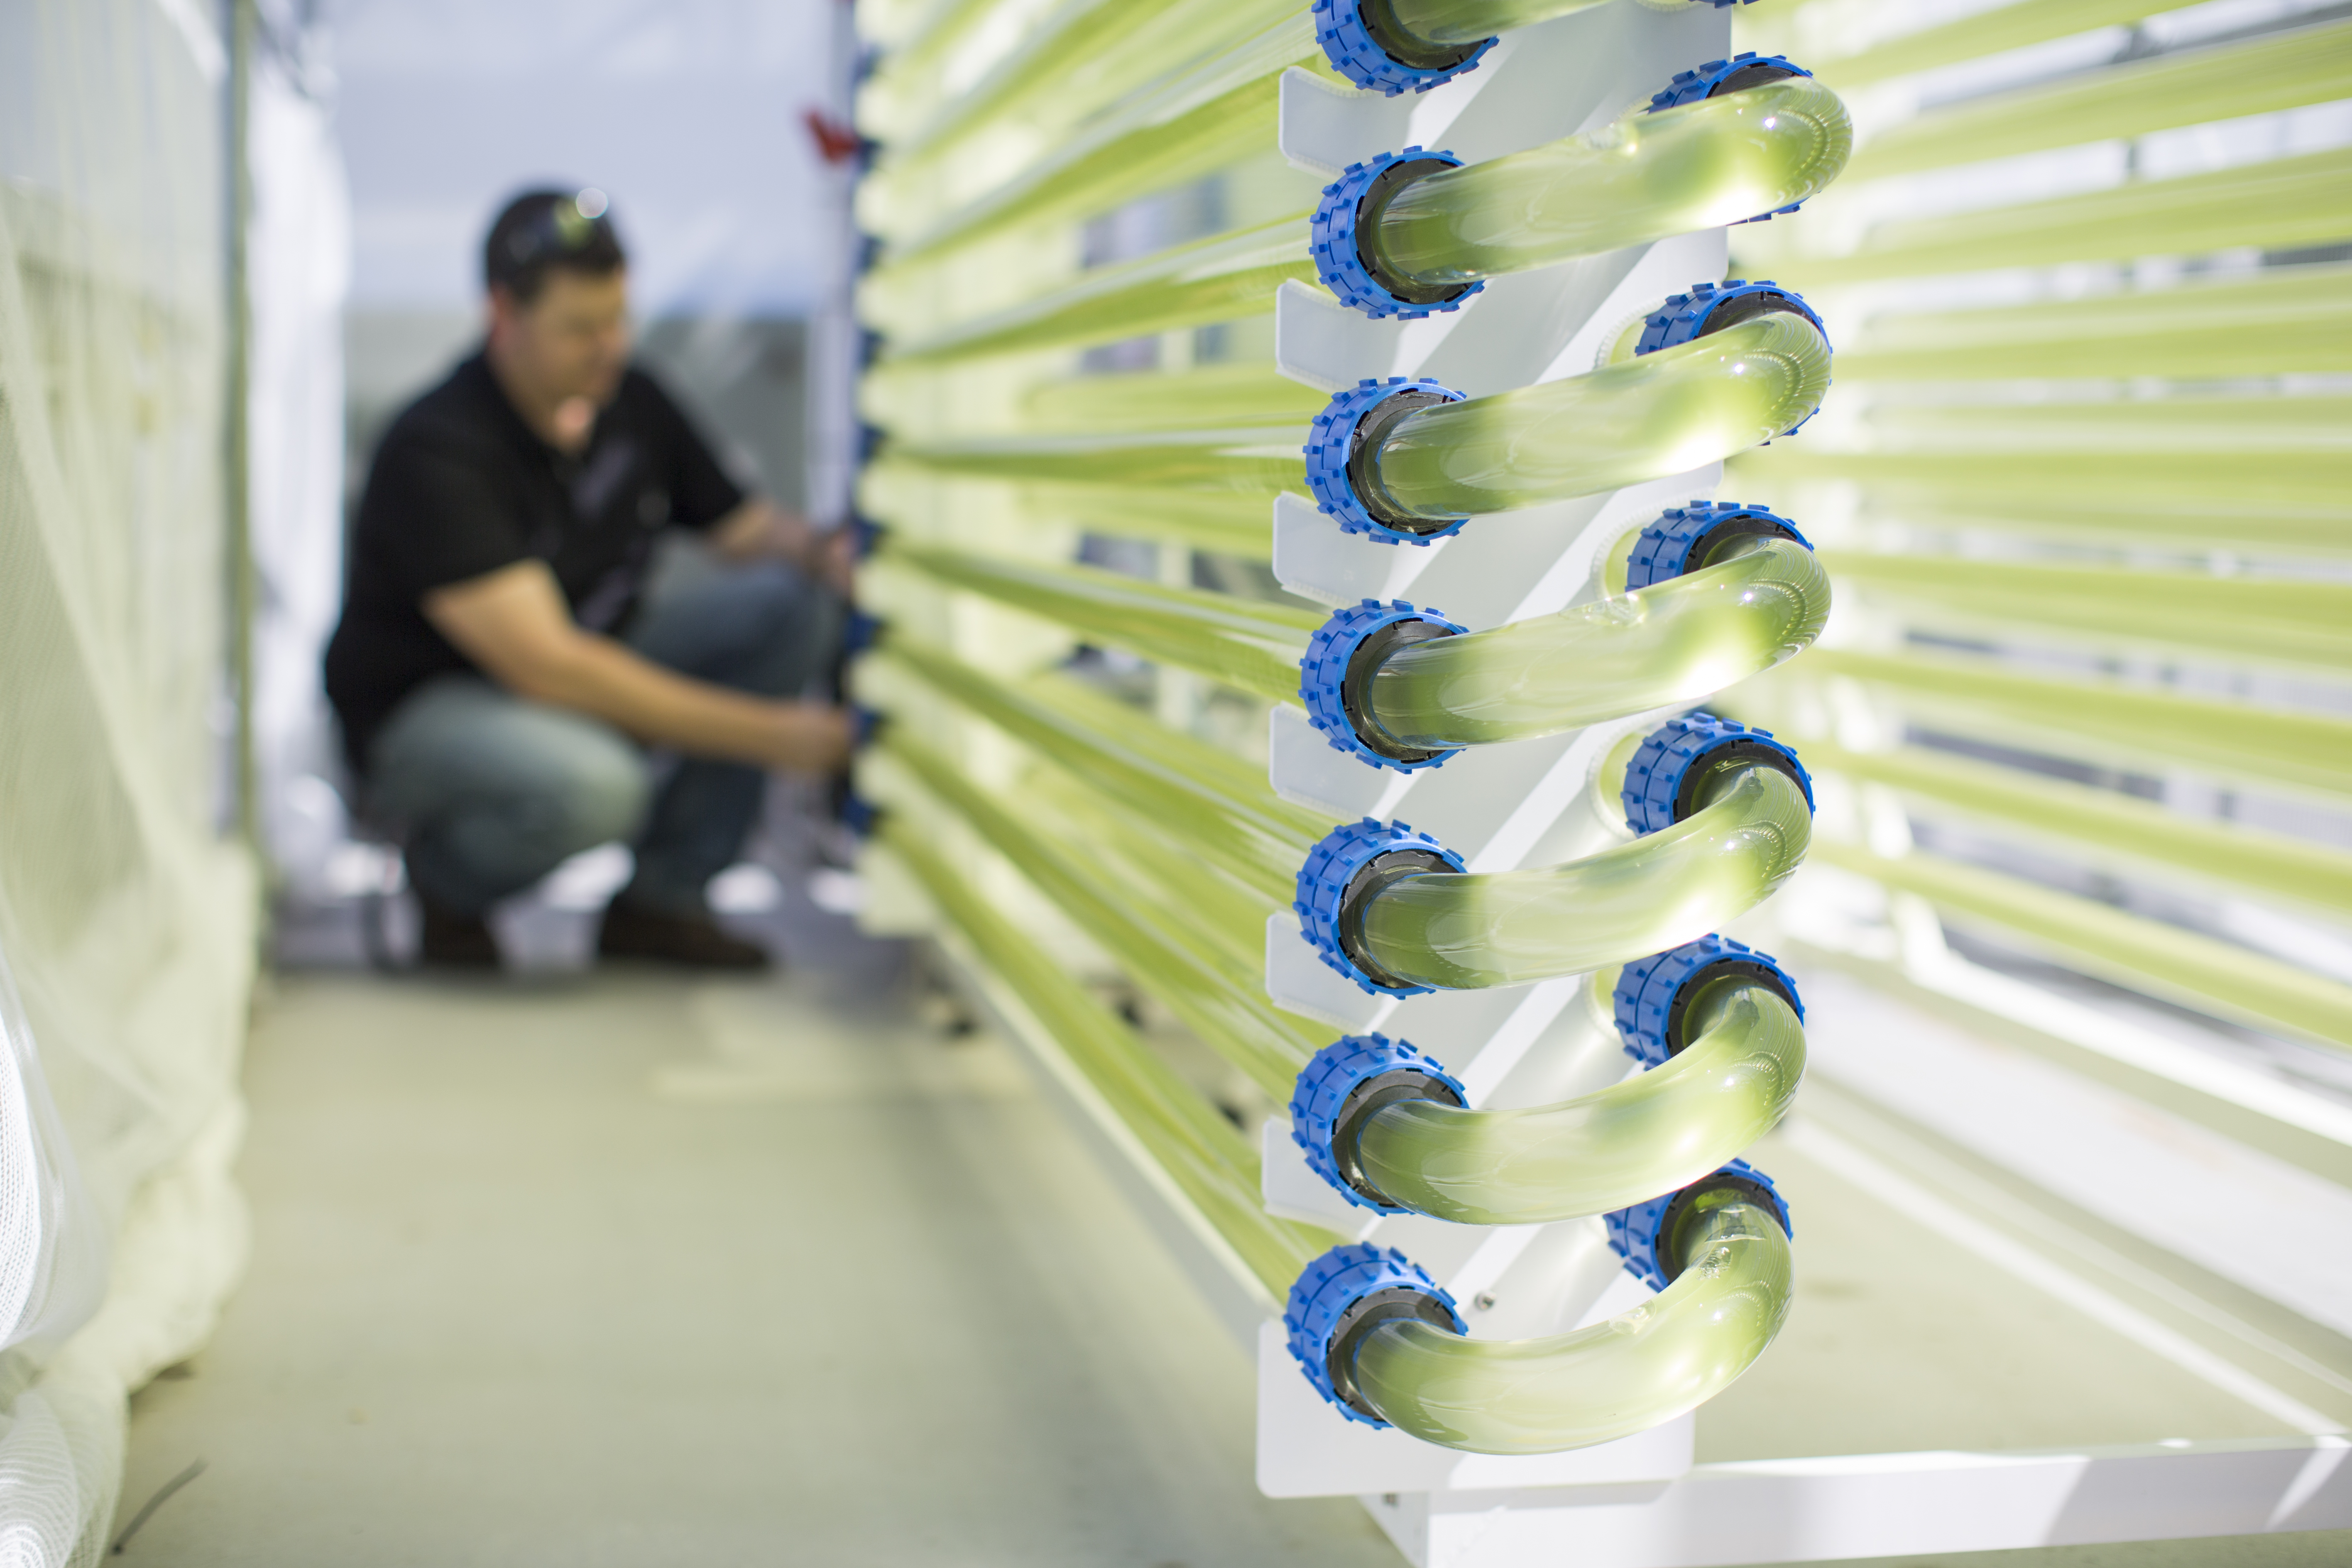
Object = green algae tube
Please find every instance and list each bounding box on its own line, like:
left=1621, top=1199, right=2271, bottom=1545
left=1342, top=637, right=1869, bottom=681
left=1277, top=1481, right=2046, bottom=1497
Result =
left=1355, top=979, right=1803, bottom=1224
left=876, top=817, right=1327, bottom=1296
left=1349, top=1196, right=1790, bottom=1453
left=1364, top=536, right=1829, bottom=749
left=884, top=539, right=1317, bottom=702
left=1356, top=766, right=1814, bottom=989
left=1372, top=77, right=1851, bottom=289
left=1369, top=311, right=1834, bottom=519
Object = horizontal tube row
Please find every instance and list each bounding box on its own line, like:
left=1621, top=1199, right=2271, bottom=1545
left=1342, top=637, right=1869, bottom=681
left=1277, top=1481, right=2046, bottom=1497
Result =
left=1815, top=840, right=2352, bottom=1050
left=1795, top=648, right=2352, bottom=808
left=1793, top=0, right=2188, bottom=91
left=875, top=816, right=1327, bottom=1296
left=1843, top=20, right=2352, bottom=182
left=1824, top=551, right=2352, bottom=673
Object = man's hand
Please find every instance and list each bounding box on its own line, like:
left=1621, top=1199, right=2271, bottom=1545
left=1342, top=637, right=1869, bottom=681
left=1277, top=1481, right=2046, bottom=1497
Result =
left=424, top=560, right=851, bottom=774
left=712, top=499, right=857, bottom=595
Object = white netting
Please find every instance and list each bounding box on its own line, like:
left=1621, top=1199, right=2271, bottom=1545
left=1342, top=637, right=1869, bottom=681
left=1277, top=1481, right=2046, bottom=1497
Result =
left=0, top=0, right=260, bottom=1558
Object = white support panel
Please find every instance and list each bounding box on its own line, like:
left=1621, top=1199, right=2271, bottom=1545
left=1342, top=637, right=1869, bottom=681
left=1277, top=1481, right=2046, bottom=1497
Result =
left=1363, top=1436, right=2352, bottom=1567
left=1274, top=229, right=1727, bottom=398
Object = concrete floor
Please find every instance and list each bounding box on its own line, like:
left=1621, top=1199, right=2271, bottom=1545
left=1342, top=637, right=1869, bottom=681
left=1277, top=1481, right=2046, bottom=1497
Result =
left=113, top=962, right=1397, bottom=1566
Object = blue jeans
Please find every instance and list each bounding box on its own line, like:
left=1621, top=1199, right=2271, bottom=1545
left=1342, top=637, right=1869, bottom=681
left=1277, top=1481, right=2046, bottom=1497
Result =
left=367, top=563, right=840, bottom=917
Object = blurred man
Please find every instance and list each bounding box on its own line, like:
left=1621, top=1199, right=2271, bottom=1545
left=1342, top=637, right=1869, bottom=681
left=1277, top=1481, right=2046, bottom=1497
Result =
left=325, top=189, right=851, bottom=971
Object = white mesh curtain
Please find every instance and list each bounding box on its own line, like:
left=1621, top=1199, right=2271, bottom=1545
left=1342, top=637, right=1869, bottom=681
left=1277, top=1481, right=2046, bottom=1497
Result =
left=0, top=0, right=259, bottom=1559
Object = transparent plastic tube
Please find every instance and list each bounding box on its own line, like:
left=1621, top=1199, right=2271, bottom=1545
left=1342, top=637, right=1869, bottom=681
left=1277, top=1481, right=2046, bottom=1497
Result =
left=876, top=817, right=1327, bottom=1296
left=1356, top=766, right=1814, bottom=989
left=1814, top=842, right=2352, bottom=1051
left=875, top=639, right=1323, bottom=900
left=1023, top=364, right=1331, bottom=433
left=1365, top=537, right=1829, bottom=749
left=881, top=731, right=1324, bottom=1097
left=1796, top=648, right=2352, bottom=807
left=1373, top=78, right=1852, bottom=287
left=1354, top=979, right=1804, bottom=1225
left=889, top=427, right=1304, bottom=497
left=1809, top=740, right=2352, bottom=919
left=1350, top=1197, right=1792, bottom=1453
left=1368, top=312, right=1833, bottom=519
left=884, top=214, right=1312, bottom=366
left=885, top=540, right=1317, bottom=702
left=1824, top=551, right=2352, bottom=672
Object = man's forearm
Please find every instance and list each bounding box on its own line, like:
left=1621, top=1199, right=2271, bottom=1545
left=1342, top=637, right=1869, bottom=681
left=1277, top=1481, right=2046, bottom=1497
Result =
left=516, top=633, right=830, bottom=769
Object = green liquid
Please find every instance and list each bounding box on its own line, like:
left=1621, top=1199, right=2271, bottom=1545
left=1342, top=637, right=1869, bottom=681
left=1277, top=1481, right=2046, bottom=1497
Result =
left=884, top=539, right=1317, bottom=702
left=1823, top=551, right=2352, bottom=673
left=875, top=639, right=1324, bottom=902
left=1370, top=311, right=1834, bottom=519
left=1375, top=78, right=1852, bottom=287
left=1356, top=980, right=1804, bottom=1225
left=1844, top=20, right=2352, bottom=183
left=881, top=730, right=1326, bottom=1098
left=1807, top=739, right=2352, bottom=920
left=1023, top=363, right=1331, bottom=433
left=883, top=213, right=1313, bottom=367
left=888, top=426, right=1305, bottom=499
left=1351, top=1198, right=1792, bottom=1454
left=1815, top=841, right=2352, bottom=1052
left=1357, top=766, right=1814, bottom=990
left=1794, top=648, right=2352, bottom=808
left=877, top=816, right=1328, bottom=1297
left=1366, top=536, right=1829, bottom=748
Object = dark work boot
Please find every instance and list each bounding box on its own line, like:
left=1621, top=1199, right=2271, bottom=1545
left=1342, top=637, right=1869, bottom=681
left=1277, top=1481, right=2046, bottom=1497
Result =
left=597, top=900, right=773, bottom=971
left=417, top=894, right=503, bottom=970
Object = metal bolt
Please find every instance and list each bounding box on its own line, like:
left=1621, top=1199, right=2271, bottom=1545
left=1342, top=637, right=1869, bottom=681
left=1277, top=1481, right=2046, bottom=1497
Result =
left=1473, top=1291, right=1497, bottom=1311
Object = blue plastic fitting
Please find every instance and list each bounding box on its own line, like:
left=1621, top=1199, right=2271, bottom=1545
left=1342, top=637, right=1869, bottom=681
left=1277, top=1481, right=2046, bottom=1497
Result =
left=1613, top=934, right=1806, bottom=1069
left=842, top=607, right=886, bottom=656
left=1635, top=279, right=1828, bottom=359
left=1606, top=1159, right=1793, bottom=1292
left=1299, top=600, right=1467, bottom=773
left=1621, top=712, right=1815, bottom=835
left=1304, top=377, right=1471, bottom=543
left=1312, top=149, right=1485, bottom=320
left=837, top=794, right=882, bottom=839
left=1312, top=0, right=1495, bottom=96
left=1646, top=52, right=1818, bottom=224
left=1290, top=1034, right=1467, bottom=1212
left=1284, top=1243, right=1466, bottom=1424
left=1624, top=501, right=1811, bottom=592
left=1295, top=818, right=1466, bottom=997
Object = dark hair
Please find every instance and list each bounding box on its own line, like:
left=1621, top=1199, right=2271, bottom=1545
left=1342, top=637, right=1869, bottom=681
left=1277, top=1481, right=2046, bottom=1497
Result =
left=484, top=188, right=627, bottom=305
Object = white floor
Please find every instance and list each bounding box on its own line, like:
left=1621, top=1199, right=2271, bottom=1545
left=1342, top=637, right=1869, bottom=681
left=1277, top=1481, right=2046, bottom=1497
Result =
left=113, top=962, right=1399, bottom=1566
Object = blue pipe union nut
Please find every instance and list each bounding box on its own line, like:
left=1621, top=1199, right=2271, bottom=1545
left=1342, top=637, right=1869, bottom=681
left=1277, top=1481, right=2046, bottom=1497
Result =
left=1285, top=1243, right=1467, bottom=1424
left=1305, top=377, right=1470, bottom=543
left=1312, top=0, right=1495, bottom=97
left=1312, top=150, right=1484, bottom=320
left=1290, top=1034, right=1468, bottom=1212
left=1625, top=501, right=1811, bottom=592
left=1623, top=712, right=1815, bottom=835
left=1646, top=51, right=1817, bottom=223
left=1607, top=1159, right=1794, bottom=1293
left=1295, top=818, right=1467, bottom=997
left=1634, top=279, right=1831, bottom=436
left=1614, top=934, right=1806, bottom=1069
left=1300, top=599, right=1467, bottom=772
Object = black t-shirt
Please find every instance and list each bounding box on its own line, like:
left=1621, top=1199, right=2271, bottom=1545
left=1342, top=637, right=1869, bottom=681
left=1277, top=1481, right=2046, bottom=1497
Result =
left=325, top=351, right=746, bottom=769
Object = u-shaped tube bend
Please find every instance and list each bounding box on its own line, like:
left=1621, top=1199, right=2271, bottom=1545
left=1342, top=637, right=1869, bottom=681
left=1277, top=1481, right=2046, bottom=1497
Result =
left=1355, top=980, right=1804, bottom=1225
